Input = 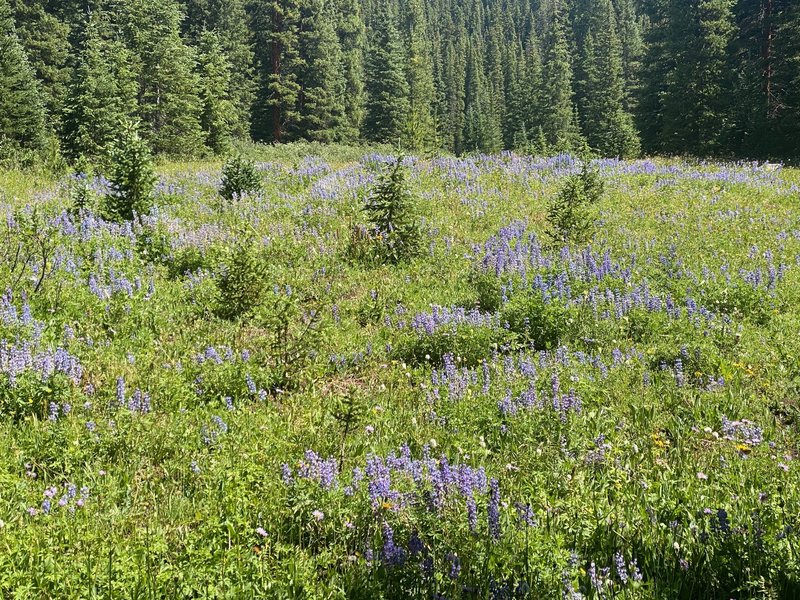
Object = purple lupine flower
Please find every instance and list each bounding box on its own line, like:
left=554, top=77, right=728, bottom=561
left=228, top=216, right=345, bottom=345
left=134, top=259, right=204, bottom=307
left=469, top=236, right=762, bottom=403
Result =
left=381, top=523, right=406, bottom=567
left=615, top=551, right=629, bottom=585
left=447, top=553, right=461, bottom=580
left=488, top=478, right=500, bottom=540
left=281, top=464, right=294, bottom=485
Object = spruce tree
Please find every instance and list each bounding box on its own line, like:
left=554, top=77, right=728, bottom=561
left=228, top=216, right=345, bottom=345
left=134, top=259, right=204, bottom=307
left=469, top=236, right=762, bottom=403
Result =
left=363, top=3, right=409, bottom=144
left=181, top=0, right=255, bottom=140
left=298, top=0, right=347, bottom=142
left=197, top=29, right=236, bottom=153
left=614, top=0, right=643, bottom=112
left=0, top=0, right=47, bottom=159
left=540, top=6, right=583, bottom=152
left=250, top=0, right=303, bottom=142
left=121, top=0, right=206, bottom=156
left=441, top=35, right=466, bottom=153
left=576, top=0, right=639, bottom=157
left=106, top=119, right=157, bottom=222
left=9, top=0, right=71, bottom=130
left=403, top=0, right=437, bottom=150
left=335, top=0, right=366, bottom=141
left=62, top=12, right=138, bottom=162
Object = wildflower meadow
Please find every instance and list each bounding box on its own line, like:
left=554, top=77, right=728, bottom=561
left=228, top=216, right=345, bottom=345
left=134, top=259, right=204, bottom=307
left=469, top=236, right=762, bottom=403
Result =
left=0, top=146, right=798, bottom=599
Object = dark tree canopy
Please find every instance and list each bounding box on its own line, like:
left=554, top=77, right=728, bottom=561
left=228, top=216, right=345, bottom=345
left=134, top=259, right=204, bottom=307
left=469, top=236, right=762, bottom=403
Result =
left=1, top=0, right=799, bottom=161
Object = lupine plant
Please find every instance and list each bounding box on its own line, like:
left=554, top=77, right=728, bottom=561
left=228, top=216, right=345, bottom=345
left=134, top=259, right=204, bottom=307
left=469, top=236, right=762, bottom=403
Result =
left=0, top=148, right=798, bottom=598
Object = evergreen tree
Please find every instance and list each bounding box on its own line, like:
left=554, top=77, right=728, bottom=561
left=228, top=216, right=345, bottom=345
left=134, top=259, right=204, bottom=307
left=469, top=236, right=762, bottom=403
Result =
left=335, top=0, right=366, bottom=141
left=106, top=119, right=157, bottom=222
left=403, top=0, right=437, bottom=150
left=462, top=36, right=502, bottom=153
left=363, top=3, right=409, bottom=144
left=181, top=0, right=255, bottom=139
left=576, top=0, right=639, bottom=157
left=62, top=12, right=138, bottom=162
left=250, top=0, right=303, bottom=142
left=297, top=0, right=347, bottom=142
left=0, top=0, right=47, bottom=159
left=614, top=0, right=643, bottom=111
left=651, top=0, right=736, bottom=155
left=120, top=0, right=205, bottom=156
left=540, top=6, right=583, bottom=152
left=197, top=29, right=236, bottom=153
left=10, top=0, right=71, bottom=129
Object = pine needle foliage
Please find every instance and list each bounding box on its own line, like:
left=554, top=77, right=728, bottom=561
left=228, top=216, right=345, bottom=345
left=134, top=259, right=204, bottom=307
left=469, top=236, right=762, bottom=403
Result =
left=219, top=154, right=263, bottom=201
left=105, top=120, right=156, bottom=222
left=546, top=160, right=604, bottom=247
left=361, top=157, right=421, bottom=264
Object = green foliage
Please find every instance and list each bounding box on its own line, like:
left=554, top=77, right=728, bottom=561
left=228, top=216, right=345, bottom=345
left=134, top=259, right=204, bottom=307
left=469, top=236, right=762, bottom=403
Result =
left=354, top=157, right=421, bottom=264
left=214, top=236, right=268, bottom=320
left=501, top=290, right=572, bottom=349
left=120, top=0, right=205, bottom=156
left=219, top=154, right=263, bottom=201
left=0, top=0, right=46, bottom=162
left=196, top=29, right=236, bottom=154
left=105, top=120, right=156, bottom=222
left=363, top=5, right=409, bottom=145
left=62, top=12, right=138, bottom=163
left=546, top=160, right=604, bottom=246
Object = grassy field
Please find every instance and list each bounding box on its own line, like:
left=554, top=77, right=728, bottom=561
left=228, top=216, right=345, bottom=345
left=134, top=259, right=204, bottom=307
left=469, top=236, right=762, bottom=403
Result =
left=0, top=148, right=798, bottom=599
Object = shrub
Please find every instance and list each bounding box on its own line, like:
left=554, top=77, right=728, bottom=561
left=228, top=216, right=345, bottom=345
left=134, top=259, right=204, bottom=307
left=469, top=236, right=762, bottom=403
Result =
left=546, top=160, right=604, bottom=246
left=105, top=120, right=156, bottom=222
left=354, top=157, right=421, bottom=265
left=500, top=291, right=571, bottom=349
left=219, top=154, right=263, bottom=201
left=215, top=238, right=268, bottom=320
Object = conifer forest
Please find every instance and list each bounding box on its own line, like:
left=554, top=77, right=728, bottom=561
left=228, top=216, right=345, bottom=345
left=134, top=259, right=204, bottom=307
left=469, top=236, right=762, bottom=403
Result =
left=2, top=0, right=800, bottom=598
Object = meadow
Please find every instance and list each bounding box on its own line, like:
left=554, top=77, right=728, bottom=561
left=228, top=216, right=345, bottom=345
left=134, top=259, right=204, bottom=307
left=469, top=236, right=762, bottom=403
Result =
left=0, top=145, right=799, bottom=599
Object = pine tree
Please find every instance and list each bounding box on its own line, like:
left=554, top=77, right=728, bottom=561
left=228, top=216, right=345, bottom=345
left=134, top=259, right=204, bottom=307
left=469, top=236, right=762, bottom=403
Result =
left=120, top=0, right=206, bottom=156
left=650, top=0, right=736, bottom=155
left=576, top=0, right=639, bottom=157
left=441, top=33, right=466, bottom=153
left=9, top=0, right=71, bottom=130
left=181, top=0, right=255, bottom=139
left=335, top=0, right=365, bottom=141
left=297, top=0, right=347, bottom=142
left=462, top=36, right=502, bottom=153
left=62, top=12, right=138, bottom=162
left=250, top=0, right=303, bottom=142
left=540, top=6, right=583, bottom=152
left=0, top=0, right=47, bottom=159
left=614, top=0, right=643, bottom=111
left=363, top=3, right=409, bottom=144
left=106, top=119, right=157, bottom=222
left=403, top=0, right=437, bottom=150
left=197, top=29, right=236, bottom=153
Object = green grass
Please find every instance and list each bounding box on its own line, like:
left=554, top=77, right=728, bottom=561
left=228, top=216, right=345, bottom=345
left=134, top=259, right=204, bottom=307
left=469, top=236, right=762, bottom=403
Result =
left=0, top=148, right=798, bottom=599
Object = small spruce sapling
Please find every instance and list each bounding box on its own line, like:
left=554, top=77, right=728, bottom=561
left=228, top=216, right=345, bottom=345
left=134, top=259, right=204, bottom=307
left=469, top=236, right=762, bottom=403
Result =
left=546, top=159, right=604, bottom=247
left=220, top=154, right=263, bottom=201
left=105, top=120, right=156, bottom=222
left=362, top=156, right=421, bottom=264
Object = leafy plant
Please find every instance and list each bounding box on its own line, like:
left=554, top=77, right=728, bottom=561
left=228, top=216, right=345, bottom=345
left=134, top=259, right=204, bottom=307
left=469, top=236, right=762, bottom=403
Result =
left=219, top=154, right=263, bottom=201
left=546, top=159, right=604, bottom=246
left=105, top=119, right=156, bottom=222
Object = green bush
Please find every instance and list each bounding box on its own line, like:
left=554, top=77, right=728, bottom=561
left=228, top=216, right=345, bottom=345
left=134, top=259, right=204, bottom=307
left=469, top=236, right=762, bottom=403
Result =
left=214, top=237, right=268, bottom=320
left=546, top=160, right=604, bottom=247
left=105, top=120, right=156, bottom=222
left=501, top=290, right=571, bottom=349
left=220, top=154, right=263, bottom=201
